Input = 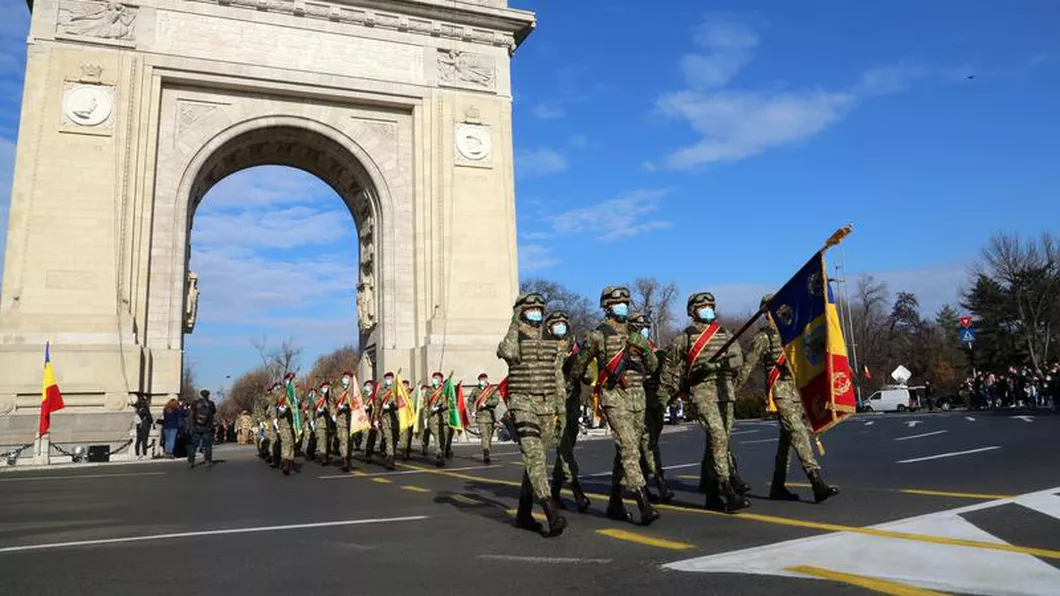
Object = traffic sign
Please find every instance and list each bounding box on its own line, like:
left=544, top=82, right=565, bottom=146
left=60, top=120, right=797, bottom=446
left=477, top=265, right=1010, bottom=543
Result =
left=959, top=316, right=973, bottom=329
left=959, top=328, right=977, bottom=344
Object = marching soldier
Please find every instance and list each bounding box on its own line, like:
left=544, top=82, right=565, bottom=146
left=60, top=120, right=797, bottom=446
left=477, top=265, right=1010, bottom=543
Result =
left=663, top=292, right=750, bottom=512
left=572, top=287, right=659, bottom=526
left=498, top=293, right=567, bottom=537
left=334, top=372, right=356, bottom=472
left=275, top=373, right=298, bottom=476
left=398, top=379, right=415, bottom=460
left=630, top=314, right=674, bottom=503
left=303, top=388, right=317, bottom=459
left=373, top=372, right=398, bottom=470
left=547, top=311, right=591, bottom=514
left=354, top=378, right=374, bottom=453
left=735, top=294, right=839, bottom=503
left=469, top=373, right=500, bottom=464
left=419, top=382, right=433, bottom=457
left=313, top=382, right=334, bottom=465
left=425, top=372, right=449, bottom=467
left=254, top=384, right=275, bottom=465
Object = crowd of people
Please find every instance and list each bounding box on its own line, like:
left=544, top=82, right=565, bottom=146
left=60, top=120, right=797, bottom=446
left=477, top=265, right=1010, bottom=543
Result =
left=129, top=391, right=223, bottom=463
left=247, top=286, right=840, bottom=538
left=961, top=364, right=1060, bottom=411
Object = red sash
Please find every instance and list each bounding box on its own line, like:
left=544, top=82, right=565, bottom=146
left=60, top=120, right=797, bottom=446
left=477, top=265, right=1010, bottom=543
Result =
left=474, top=385, right=497, bottom=410
left=314, top=397, right=326, bottom=410
left=595, top=348, right=626, bottom=389
left=428, top=386, right=444, bottom=407
left=686, top=323, right=720, bottom=372
left=766, top=353, right=788, bottom=394
left=379, top=387, right=394, bottom=406
left=336, top=391, right=349, bottom=409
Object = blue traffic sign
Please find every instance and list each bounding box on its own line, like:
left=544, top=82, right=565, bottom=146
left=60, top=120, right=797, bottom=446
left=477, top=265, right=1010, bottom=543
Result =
left=959, top=328, right=977, bottom=344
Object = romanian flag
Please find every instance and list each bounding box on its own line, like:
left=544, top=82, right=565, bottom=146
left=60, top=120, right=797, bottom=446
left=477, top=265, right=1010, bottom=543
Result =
left=765, top=252, right=857, bottom=434
left=40, top=343, right=65, bottom=437
left=497, top=377, right=509, bottom=401
left=395, top=374, right=416, bottom=431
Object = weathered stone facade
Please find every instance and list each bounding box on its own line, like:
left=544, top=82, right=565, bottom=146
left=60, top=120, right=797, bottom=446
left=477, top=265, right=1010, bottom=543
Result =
left=0, top=0, right=534, bottom=445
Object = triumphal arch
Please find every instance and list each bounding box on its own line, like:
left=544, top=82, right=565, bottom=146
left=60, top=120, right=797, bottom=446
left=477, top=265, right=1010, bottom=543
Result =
left=0, top=0, right=533, bottom=444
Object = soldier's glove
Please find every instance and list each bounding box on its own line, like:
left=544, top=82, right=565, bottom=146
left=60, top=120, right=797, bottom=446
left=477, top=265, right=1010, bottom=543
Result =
left=277, top=405, right=287, bottom=414
left=432, top=406, right=441, bottom=414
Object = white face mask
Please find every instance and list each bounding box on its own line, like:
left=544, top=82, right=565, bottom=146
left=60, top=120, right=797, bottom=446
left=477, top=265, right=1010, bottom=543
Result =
left=478, top=380, right=487, bottom=388
left=363, top=384, right=372, bottom=394
left=432, top=378, right=442, bottom=387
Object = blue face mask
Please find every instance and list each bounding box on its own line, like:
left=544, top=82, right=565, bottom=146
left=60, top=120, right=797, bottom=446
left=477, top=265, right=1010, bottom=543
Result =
left=384, top=378, right=393, bottom=388
left=525, top=309, right=543, bottom=323
left=610, top=303, right=629, bottom=319
left=698, top=307, right=716, bottom=322
left=640, top=328, right=651, bottom=339
left=552, top=323, right=568, bottom=337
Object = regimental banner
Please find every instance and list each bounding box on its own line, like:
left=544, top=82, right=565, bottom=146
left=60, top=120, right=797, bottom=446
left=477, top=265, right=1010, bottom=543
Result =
left=765, top=251, right=857, bottom=434
left=348, top=375, right=372, bottom=436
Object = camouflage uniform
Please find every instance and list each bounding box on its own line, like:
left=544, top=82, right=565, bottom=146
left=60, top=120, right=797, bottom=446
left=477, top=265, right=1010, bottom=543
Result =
left=253, top=392, right=274, bottom=463
left=735, top=305, right=838, bottom=503
left=375, top=382, right=398, bottom=470
left=498, top=293, right=567, bottom=536
left=469, top=377, right=500, bottom=461
left=663, top=292, right=749, bottom=512
left=312, top=388, right=334, bottom=464
left=274, top=383, right=296, bottom=475
left=425, top=377, right=450, bottom=466
left=333, top=383, right=354, bottom=471
left=631, top=313, right=674, bottom=503
left=571, top=287, right=659, bottom=525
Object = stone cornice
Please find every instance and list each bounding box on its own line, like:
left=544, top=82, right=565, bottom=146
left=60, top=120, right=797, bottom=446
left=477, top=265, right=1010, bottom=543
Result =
left=182, top=0, right=536, bottom=53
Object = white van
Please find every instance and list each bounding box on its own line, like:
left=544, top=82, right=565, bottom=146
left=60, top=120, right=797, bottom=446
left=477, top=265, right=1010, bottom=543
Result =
left=863, top=386, right=915, bottom=412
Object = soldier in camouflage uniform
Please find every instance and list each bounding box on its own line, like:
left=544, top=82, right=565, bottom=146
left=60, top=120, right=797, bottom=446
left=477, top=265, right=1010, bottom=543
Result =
left=275, top=373, right=298, bottom=476
left=397, top=379, right=415, bottom=460
left=373, top=372, right=398, bottom=470
left=629, top=314, right=675, bottom=504
left=546, top=311, right=591, bottom=513
left=735, top=294, right=839, bottom=503
left=333, top=372, right=356, bottom=472
left=353, top=379, right=374, bottom=453
left=571, top=287, right=660, bottom=526
left=663, top=292, right=750, bottom=512
left=425, top=372, right=450, bottom=467
left=253, top=386, right=274, bottom=464
left=498, top=293, right=567, bottom=537
left=312, top=383, right=334, bottom=465
left=469, top=373, right=500, bottom=463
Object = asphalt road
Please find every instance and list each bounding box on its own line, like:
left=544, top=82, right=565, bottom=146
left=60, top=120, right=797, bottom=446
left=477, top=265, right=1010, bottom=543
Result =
left=1, top=410, right=1058, bottom=595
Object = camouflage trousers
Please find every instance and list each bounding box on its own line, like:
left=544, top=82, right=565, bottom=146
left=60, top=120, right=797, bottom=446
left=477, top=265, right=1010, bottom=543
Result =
left=397, top=418, right=413, bottom=457
left=603, top=401, right=647, bottom=490
left=639, top=404, right=665, bottom=481
left=551, top=395, right=582, bottom=489
left=687, top=388, right=734, bottom=486
left=476, top=408, right=497, bottom=452
left=277, top=417, right=294, bottom=460
left=377, top=409, right=396, bottom=457
left=775, top=396, right=820, bottom=475
left=508, top=393, right=556, bottom=501
left=314, top=416, right=331, bottom=458
left=428, top=408, right=450, bottom=459
left=335, top=412, right=351, bottom=459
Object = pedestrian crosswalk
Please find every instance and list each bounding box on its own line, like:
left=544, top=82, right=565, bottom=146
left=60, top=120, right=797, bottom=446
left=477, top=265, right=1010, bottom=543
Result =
left=664, top=486, right=1060, bottom=595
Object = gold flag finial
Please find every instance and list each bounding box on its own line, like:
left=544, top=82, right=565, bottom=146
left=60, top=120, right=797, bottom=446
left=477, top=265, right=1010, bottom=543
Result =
left=823, top=224, right=853, bottom=251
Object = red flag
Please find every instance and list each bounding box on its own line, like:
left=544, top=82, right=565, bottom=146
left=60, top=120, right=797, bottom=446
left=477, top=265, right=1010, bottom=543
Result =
left=498, top=377, right=509, bottom=400
left=40, top=343, right=65, bottom=437
left=456, top=382, right=470, bottom=430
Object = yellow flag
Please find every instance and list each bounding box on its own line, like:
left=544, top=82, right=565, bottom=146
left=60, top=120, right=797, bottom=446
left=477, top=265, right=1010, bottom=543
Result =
left=395, top=374, right=416, bottom=430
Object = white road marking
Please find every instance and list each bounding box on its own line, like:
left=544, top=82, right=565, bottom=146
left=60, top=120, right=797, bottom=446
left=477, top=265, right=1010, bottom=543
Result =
left=894, top=430, right=949, bottom=442
left=664, top=486, right=1060, bottom=596
left=585, top=461, right=698, bottom=478
left=319, top=464, right=499, bottom=479
left=477, top=554, right=612, bottom=564
left=0, top=472, right=168, bottom=483
left=863, top=421, right=875, bottom=426
left=905, top=420, right=922, bottom=428
left=0, top=516, right=429, bottom=554
left=741, top=438, right=779, bottom=445
left=1012, top=416, right=1034, bottom=423
left=729, top=429, right=761, bottom=436
left=897, top=446, right=1000, bottom=464
left=966, top=416, right=977, bottom=422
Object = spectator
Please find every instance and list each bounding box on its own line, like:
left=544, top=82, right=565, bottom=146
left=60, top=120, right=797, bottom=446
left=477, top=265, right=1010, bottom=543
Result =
left=133, top=398, right=153, bottom=459
left=160, top=399, right=181, bottom=457
left=923, top=380, right=935, bottom=412
left=188, top=390, right=217, bottom=468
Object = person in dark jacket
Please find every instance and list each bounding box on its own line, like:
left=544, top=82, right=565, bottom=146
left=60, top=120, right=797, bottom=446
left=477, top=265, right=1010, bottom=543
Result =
left=188, top=390, right=217, bottom=468
left=133, top=398, right=153, bottom=458
left=160, top=399, right=181, bottom=457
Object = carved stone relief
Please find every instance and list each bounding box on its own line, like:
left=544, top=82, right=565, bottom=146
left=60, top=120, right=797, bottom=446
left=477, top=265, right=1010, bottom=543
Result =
left=438, top=49, right=496, bottom=91
left=183, top=271, right=199, bottom=334
left=454, top=123, right=493, bottom=167
left=357, top=207, right=377, bottom=333
left=62, top=84, right=115, bottom=128
left=58, top=1, right=138, bottom=42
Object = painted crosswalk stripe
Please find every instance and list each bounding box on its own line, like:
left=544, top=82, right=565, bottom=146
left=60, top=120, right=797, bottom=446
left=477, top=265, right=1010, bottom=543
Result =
left=894, top=430, right=948, bottom=442
left=596, top=528, right=694, bottom=551
left=741, top=438, right=779, bottom=445
left=371, top=477, right=392, bottom=484
left=787, top=565, right=948, bottom=595
left=901, top=489, right=1013, bottom=500
left=320, top=464, right=500, bottom=479
left=401, top=485, right=431, bottom=493
left=897, top=446, right=1000, bottom=464
left=477, top=554, right=611, bottom=564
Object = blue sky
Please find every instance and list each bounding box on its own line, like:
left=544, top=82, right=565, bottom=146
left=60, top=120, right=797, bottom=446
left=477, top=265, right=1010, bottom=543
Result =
left=1, top=2, right=1058, bottom=391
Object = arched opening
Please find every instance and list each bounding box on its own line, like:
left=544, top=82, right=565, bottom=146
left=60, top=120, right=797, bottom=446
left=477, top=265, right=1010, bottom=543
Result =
left=183, top=165, right=360, bottom=394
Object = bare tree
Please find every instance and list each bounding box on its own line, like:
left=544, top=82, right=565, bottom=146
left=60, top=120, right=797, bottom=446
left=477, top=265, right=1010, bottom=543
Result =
left=180, top=361, right=199, bottom=404
left=849, top=275, right=889, bottom=382
left=630, top=277, right=680, bottom=345
left=252, top=336, right=303, bottom=381
left=519, top=278, right=600, bottom=339
left=307, top=345, right=361, bottom=386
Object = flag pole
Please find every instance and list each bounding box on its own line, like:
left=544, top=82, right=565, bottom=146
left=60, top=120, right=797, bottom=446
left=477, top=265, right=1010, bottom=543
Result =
left=706, top=224, right=855, bottom=363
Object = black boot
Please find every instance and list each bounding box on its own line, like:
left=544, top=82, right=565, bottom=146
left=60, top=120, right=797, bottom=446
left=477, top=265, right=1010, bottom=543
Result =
left=809, top=469, right=839, bottom=503
left=515, top=475, right=542, bottom=533
left=731, top=474, right=751, bottom=496
left=271, top=443, right=281, bottom=468
left=551, top=483, right=567, bottom=510
left=655, top=475, right=675, bottom=504
left=483, top=450, right=491, bottom=465
left=539, top=499, right=568, bottom=537
left=282, top=459, right=292, bottom=476
left=633, top=487, right=660, bottom=526
left=385, top=455, right=396, bottom=471
left=341, top=457, right=351, bottom=473
left=770, top=467, right=800, bottom=501
left=605, top=483, right=632, bottom=522
left=720, top=480, right=751, bottom=513
left=571, top=480, right=592, bottom=514
left=435, top=455, right=446, bottom=468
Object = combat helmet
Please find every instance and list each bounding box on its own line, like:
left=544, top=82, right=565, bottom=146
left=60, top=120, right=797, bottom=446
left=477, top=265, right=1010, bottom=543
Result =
left=599, top=286, right=631, bottom=308
left=686, top=292, right=716, bottom=317
left=514, top=292, right=546, bottom=311
left=544, top=310, right=571, bottom=337
left=628, top=312, right=652, bottom=332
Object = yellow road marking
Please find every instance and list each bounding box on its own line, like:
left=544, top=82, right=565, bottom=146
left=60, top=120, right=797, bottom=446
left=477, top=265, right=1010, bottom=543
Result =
left=677, top=474, right=698, bottom=480
left=596, top=529, right=694, bottom=551
left=351, top=470, right=367, bottom=477
left=900, top=489, right=1013, bottom=500
left=505, top=508, right=547, bottom=522
left=401, top=485, right=431, bottom=493
left=451, top=494, right=479, bottom=505
left=396, top=463, right=1060, bottom=561
left=787, top=565, right=948, bottom=595
left=371, top=477, right=392, bottom=484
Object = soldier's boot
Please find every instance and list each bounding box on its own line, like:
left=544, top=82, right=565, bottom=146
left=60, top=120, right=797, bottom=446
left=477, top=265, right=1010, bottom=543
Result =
left=633, top=486, right=660, bottom=526
left=809, top=469, right=839, bottom=503
left=402, top=448, right=411, bottom=461
left=435, top=455, right=446, bottom=468
left=421, top=444, right=428, bottom=457
left=551, top=483, right=567, bottom=510
left=271, top=443, right=282, bottom=468
left=539, top=498, right=568, bottom=538
left=605, top=482, right=632, bottom=522
left=769, top=467, right=800, bottom=501
left=385, top=454, right=396, bottom=471
left=571, top=480, right=592, bottom=514
left=720, top=480, right=751, bottom=513
left=515, top=475, right=542, bottom=533
left=483, top=449, right=491, bottom=465
left=282, top=459, right=292, bottom=476
left=731, top=473, right=751, bottom=496
left=655, top=475, right=675, bottom=504
left=341, top=457, right=352, bottom=474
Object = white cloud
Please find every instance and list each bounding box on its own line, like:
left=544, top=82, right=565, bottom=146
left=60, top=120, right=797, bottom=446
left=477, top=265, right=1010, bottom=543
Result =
left=201, top=165, right=343, bottom=210
left=519, top=231, right=553, bottom=241
left=519, top=244, right=560, bottom=272
left=517, top=147, right=569, bottom=177
left=568, top=134, right=590, bottom=149
left=532, top=104, right=567, bottom=120
left=681, top=17, right=759, bottom=90
left=551, top=188, right=673, bottom=242
left=193, top=205, right=353, bottom=250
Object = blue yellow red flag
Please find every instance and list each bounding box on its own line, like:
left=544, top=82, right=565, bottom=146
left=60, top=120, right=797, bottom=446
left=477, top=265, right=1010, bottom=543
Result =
left=765, top=252, right=856, bottom=434
left=40, top=342, right=66, bottom=437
